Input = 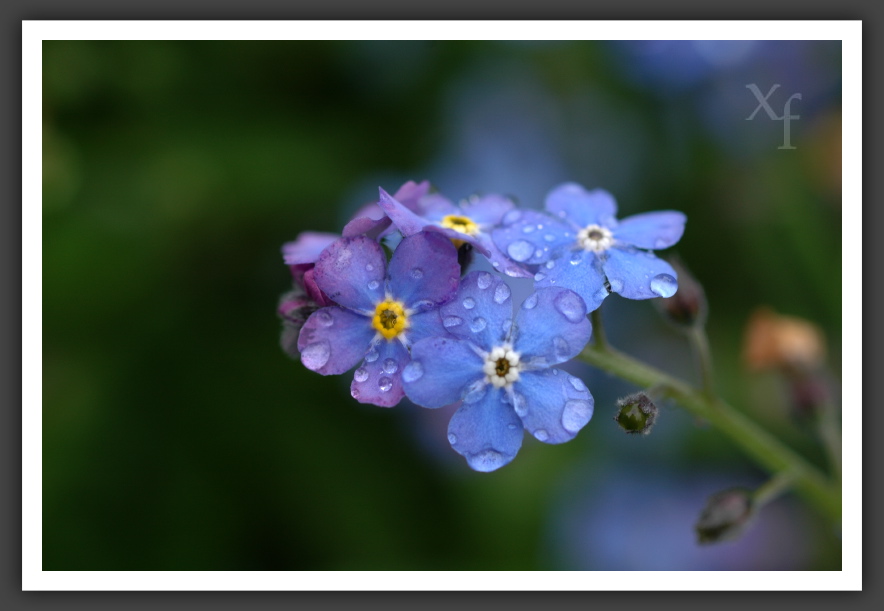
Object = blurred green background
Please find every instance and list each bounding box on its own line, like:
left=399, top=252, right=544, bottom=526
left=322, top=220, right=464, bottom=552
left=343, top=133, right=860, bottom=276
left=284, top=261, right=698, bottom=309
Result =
left=42, top=40, right=842, bottom=571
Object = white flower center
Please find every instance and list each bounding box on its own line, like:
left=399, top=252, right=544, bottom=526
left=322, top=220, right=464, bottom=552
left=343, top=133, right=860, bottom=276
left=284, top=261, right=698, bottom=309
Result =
left=482, top=344, right=521, bottom=389
left=577, top=224, right=614, bottom=253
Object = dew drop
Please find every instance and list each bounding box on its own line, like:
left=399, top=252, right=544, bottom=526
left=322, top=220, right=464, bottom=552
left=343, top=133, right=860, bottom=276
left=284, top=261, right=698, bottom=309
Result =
left=654, top=238, right=668, bottom=249
left=411, top=268, right=424, bottom=280
left=462, top=297, right=476, bottom=310
left=506, top=240, right=535, bottom=263
left=493, top=282, right=511, bottom=304
left=521, top=224, right=535, bottom=234
left=608, top=278, right=624, bottom=293
left=301, top=342, right=331, bottom=370
left=315, top=309, right=334, bottom=327
left=471, top=449, right=506, bottom=471
left=365, top=263, right=374, bottom=272
left=502, top=210, right=522, bottom=225
left=443, top=315, right=464, bottom=328
left=545, top=260, right=555, bottom=270
left=354, top=367, right=369, bottom=382
left=463, top=380, right=488, bottom=404
left=364, top=348, right=379, bottom=363
left=522, top=293, right=539, bottom=310
left=448, top=432, right=458, bottom=445
left=477, top=272, right=493, bottom=289
left=502, top=318, right=513, bottom=334
left=469, top=317, right=487, bottom=333
left=402, top=360, right=423, bottom=383
left=562, top=399, right=593, bottom=433
left=507, top=423, right=518, bottom=430
left=378, top=377, right=393, bottom=392
left=383, top=358, right=399, bottom=374
left=351, top=387, right=360, bottom=399
left=368, top=280, right=380, bottom=290
left=513, top=393, right=528, bottom=417
left=570, top=252, right=582, bottom=265
left=534, top=249, right=544, bottom=258
left=553, top=336, right=571, bottom=359
left=534, top=429, right=549, bottom=442
left=554, top=290, right=586, bottom=323
left=650, top=273, right=678, bottom=298
left=534, top=272, right=546, bottom=282
left=569, top=376, right=587, bottom=392
left=544, top=233, right=557, bottom=243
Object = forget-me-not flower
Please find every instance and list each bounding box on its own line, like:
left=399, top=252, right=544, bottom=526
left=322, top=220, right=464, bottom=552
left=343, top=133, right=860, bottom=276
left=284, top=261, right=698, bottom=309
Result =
left=492, top=182, right=686, bottom=312
left=297, top=231, right=460, bottom=407
left=378, top=187, right=533, bottom=278
left=401, top=271, right=594, bottom=472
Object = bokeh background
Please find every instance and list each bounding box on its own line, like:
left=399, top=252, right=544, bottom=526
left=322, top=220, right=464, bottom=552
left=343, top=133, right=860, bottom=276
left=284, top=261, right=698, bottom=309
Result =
left=42, top=40, right=842, bottom=571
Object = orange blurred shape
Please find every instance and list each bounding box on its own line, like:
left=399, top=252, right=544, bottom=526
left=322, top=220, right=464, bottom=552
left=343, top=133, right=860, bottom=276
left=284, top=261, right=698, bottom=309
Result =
left=743, top=307, right=826, bottom=372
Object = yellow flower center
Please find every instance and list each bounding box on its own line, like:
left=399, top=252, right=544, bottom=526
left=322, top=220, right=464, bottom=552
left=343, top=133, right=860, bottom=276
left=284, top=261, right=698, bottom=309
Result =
left=440, top=214, right=480, bottom=248
left=372, top=300, right=408, bottom=340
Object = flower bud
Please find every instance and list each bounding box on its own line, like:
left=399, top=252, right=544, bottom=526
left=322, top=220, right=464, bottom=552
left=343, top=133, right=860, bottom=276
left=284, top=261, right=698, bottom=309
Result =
left=743, top=307, right=826, bottom=374
left=614, top=392, right=658, bottom=435
left=277, top=287, right=320, bottom=359
left=695, top=487, right=755, bottom=544
left=654, top=258, right=707, bottom=328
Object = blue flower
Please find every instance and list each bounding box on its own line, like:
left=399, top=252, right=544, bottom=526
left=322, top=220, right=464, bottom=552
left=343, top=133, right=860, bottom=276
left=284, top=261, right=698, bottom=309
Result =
left=297, top=231, right=460, bottom=407
left=401, top=271, right=595, bottom=472
left=492, top=183, right=686, bottom=312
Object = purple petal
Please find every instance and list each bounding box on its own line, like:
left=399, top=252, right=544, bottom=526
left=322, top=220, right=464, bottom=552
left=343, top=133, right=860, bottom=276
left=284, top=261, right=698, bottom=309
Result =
left=602, top=247, right=680, bottom=300
left=535, top=249, right=609, bottom=313
left=393, top=180, right=432, bottom=212
left=297, top=306, right=374, bottom=375
left=350, top=339, right=408, bottom=408
left=461, top=194, right=515, bottom=226
left=302, top=268, right=333, bottom=307
left=378, top=187, right=433, bottom=236
left=342, top=210, right=392, bottom=240
left=613, top=211, right=686, bottom=250
left=512, top=369, right=594, bottom=444
left=312, top=236, right=387, bottom=311
left=511, top=288, right=592, bottom=368
left=282, top=232, right=339, bottom=265
left=474, top=233, right=534, bottom=279
left=387, top=232, right=460, bottom=309
left=415, top=192, right=459, bottom=221
left=491, top=209, right=575, bottom=266
left=403, top=336, right=485, bottom=409
left=439, top=271, right=514, bottom=351
left=447, top=387, right=523, bottom=472
left=545, top=183, right=619, bottom=229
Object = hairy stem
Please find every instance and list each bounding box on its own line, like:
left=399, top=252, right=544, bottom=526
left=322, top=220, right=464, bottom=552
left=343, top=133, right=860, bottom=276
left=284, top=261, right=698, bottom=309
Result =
left=688, top=325, right=716, bottom=401
left=579, top=342, right=841, bottom=523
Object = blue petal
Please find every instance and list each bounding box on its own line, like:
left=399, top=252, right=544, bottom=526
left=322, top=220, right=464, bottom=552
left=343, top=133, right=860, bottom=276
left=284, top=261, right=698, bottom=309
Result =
left=282, top=232, right=339, bottom=265
left=613, top=211, right=686, bottom=250
left=535, top=249, right=609, bottom=313
left=402, top=336, right=485, bottom=409
left=511, top=288, right=592, bottom=368
left=439, top=271, right=515, bottom=350
left=387, top=232, right=460, bottom=309
left=460, top=194, right=515, bottom=226
left=415, top=192, right=458, bottom=222
left=602, top=247, right=680, bottom=300
left=350, top=339, right=408, bottom=408
left=545, top=183, right=619, bottom=228
left=402, top=308, right=447, bottom=345
left=491, top=209, right=575, bottom=265
left=378, top=187, right=432, bottom=236
left=297, top=306, right=374, bottom=375
left=473, top=233, right=534, bottom=279
left=312, top=236, right=387, bottom=311
left=447, top=387, right=523, bottom=472
left=511, top=369, right=594, bottom=444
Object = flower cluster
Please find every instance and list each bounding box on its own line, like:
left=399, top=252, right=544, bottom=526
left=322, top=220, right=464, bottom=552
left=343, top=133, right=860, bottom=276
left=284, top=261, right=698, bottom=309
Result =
left=279, top=181, right=685, bottom=471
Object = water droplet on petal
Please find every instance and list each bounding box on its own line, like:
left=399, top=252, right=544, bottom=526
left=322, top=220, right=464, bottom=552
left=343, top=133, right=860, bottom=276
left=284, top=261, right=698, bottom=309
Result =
left=534, top=249, right=544, bottom=258
left=351, top=387, right=360, bottom=399
left=522, top=293, right=539, bottom=310
left=534, top=272, right=546, bottom=282
left=534, top=429, right=549, bottom=442
left=443, top=315, right=464, bottom=328
left=507, top=240, right=534, bottom=263
left=650, top=273, right=678, bottom=298
left=448, top=432, right=458, bottom=445
left=411, top=268, right=424, bottom=280
left=471, top=449, right=506, bottom=471
left=545, top=260, right=555, bottom=270
left=553, top=335, right=571, bottom=359
left=493, top=282, right=511, bottom=304
left=315, top=310, right=334, bottom=327
left=301, top=342, right=331, bottom=370
left=364, top=348, right=379, bottom=363
left=477, top=272, right=493, bottom=289
left=569, top=376, right=586, bottom=391
left=513, top=393, right=528, bottom=417
left=522, top=224, right=535, bottom=234
left=368, top=280, right=380, bottom=290
left=562, top=399, right=593, bottom=433
left=470, top=317, right=487, bottom=333
left=502, top=318, right=513, bottom=334
left=544, top=233, right=557, bottom=243
left=402, top=361, right=423, bottom=383
left=365, top=263, right=374, bottom=272
left=462, top=297, right=476, bottom=309
left=551, top=368, right=559, bottom=376
left=503, top=210, right=522, bottom=225
left=463, top=380, right=488, bottom=404
left=354, top=367, right=369, bottom=382
left=608, top=278, right=624, bottom=293
left=570, top=252, right=582, bottom=265
left=507, top=423, right=518, bottom=430
left=383, top=358, right=398, bottom=374
left=378, top=377, right=393, bottom=392
left=554, top=290, right=586, bottom=323
left=654, top=238, right=668, bottom=249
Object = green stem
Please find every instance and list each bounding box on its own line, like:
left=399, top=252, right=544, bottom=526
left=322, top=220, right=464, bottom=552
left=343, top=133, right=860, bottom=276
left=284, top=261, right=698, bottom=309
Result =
left=688, top=325, right=716, bottom=401
left=590, top=308, right=608, bottom=349
left=753, top=470, right=796, bottom=508
left=579, top=342, right=841, bottom=522
left=816, top=400, right=842, bottom=487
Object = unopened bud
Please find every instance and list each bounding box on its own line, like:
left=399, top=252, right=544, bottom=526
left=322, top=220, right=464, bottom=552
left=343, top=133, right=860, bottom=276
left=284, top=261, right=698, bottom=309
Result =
left=743, top=307, right=826, bottom=374
left=695, top=487, right=755, bottom=544
left=655, top=258, right=707, bottom=328
left=614, top=392, right=658, bottom=435
left=277, top=287, right=319, bottom=359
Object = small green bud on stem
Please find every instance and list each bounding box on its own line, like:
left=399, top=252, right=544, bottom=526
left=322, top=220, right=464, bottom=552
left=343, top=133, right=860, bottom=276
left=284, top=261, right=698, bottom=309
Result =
left=614, top=392, right=658, bottom=435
